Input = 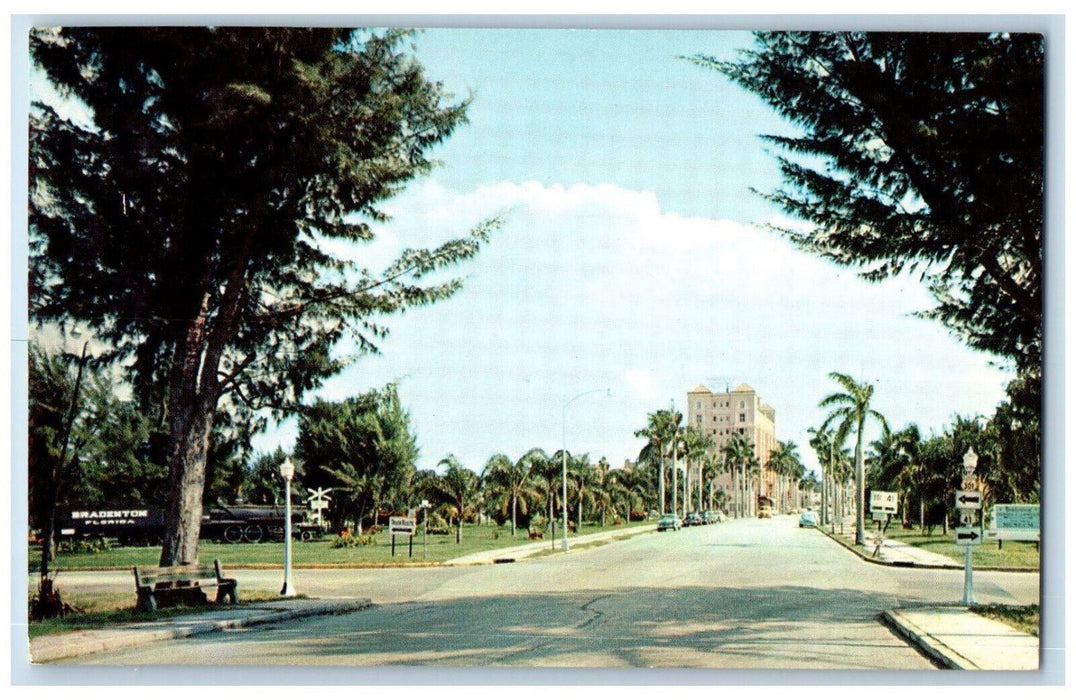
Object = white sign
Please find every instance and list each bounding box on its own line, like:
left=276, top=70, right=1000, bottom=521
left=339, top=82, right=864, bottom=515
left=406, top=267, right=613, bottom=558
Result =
left=954, top=527, right=983, bottom=546
left=389, top=517, right=416, bottom=535
left=959, top=511, right=976, bottom=527
left=955, top=490, right=982, bottom=510
left=869, top=491, right=899, bottom=514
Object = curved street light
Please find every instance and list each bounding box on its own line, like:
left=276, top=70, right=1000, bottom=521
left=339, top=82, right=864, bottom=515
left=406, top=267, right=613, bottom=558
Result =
left=561, top=388, right=611, bottom=552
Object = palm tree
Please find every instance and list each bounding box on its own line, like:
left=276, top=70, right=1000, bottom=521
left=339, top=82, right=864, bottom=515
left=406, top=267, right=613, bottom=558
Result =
left=681, top=426, right=713, bottom=514
left=700, top=451, right=723, bottom=512
left=634, top=406, right=681, bottom=515
left=768, top=440, right=802, bottom=513
left=819, top=372, right=889, bottom=545
left=532, top=449, right=560, bottom=535
left=568, top=453, right=596, bottom=530
left=433, top=455, right=481, bottom=544
left=721, top=432, right=754, bottom=518
left=482, top=450, right=540, bottom=537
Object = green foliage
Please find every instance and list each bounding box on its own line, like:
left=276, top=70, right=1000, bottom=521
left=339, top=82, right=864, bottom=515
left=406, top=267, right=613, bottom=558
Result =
left=692, top=32, right=1043, bottom=376
left=30, top=27, right=493, bottom=564
left=56, top=537, right=111, bottom=554
left=331, top=532, right=376, bottom=548
left=295, top=383, right=418, bottom=529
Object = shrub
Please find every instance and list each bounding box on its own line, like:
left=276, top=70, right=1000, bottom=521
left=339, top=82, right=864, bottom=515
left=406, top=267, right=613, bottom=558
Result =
left=56, top=537, right=111, bottom=554
left=331, top=532, right=376, bottom=548
left=529, top=514, right=548, bottom=532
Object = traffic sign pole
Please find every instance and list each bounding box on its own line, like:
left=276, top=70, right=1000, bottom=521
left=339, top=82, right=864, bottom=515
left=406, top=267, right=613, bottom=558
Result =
left=958, top=448, right=978, bottom=606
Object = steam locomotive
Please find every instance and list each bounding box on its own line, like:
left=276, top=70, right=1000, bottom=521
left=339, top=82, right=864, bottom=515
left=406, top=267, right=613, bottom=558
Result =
left=57, top=504, right=324, bottom=545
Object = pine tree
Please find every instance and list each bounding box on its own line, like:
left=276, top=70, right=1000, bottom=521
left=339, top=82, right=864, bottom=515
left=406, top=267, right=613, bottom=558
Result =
left=30, top=27, right=494, bottom=565
left=690, top=32, right=1043, bottom=376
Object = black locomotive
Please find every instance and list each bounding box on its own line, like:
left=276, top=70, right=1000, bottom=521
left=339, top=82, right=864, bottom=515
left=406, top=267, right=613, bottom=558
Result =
left=57, top=504, right=324, bottom=545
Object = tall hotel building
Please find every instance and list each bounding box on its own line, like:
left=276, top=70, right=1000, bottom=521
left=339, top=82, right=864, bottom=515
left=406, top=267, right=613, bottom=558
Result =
left=687, top=383, right=777, bottom=504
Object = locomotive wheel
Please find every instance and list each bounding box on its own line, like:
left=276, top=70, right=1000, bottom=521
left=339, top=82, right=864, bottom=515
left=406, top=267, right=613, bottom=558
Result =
left=268, top=525, right=284, bottom=541
left=223, top=525, right=243, bottom=544
left=300, top=530, right=313, bottom=542
left=243, top=524, right=263, bottom=543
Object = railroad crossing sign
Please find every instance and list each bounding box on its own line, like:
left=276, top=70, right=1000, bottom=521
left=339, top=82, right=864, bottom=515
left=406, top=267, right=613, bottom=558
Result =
left=955, top=490, right=982, bottom=510
left=955, top=527, right=983, bottom=546
left=869, top=491, right=899, bottom=514
left=306, top=487, right=333, bottom=525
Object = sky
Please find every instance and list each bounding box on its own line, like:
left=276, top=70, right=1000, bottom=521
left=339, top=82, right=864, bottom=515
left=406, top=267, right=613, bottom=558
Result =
left=245, top=27, right=1013, bottom=477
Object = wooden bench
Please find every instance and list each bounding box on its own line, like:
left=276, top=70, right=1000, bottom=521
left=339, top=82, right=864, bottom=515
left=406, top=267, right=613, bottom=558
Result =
left=133, top=560, right=238, bottom=612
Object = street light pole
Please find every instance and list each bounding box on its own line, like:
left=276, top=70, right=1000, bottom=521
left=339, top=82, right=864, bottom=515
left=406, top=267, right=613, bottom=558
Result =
left=279, top=456, right=297, bottom=597
left=561, top=388, right=610, bottom=552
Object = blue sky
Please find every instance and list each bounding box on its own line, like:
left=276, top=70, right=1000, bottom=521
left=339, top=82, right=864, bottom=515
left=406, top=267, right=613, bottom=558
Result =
left=249, top=27, right=1012, bottom=477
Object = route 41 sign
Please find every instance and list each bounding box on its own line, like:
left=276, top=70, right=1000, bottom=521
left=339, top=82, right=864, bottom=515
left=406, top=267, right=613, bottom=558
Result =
left=869, top=491, right=898, bottom=514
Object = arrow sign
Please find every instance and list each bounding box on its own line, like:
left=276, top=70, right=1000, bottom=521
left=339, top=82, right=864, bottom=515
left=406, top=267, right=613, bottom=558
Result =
left=955, top=527, right=983, bottom=545
left=955, top=490, right=982, bottom=509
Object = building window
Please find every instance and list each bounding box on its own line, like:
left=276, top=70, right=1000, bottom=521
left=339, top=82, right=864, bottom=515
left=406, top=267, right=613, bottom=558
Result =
left=739, top=400, right=745, bottom=409
left=739, top=413, right=746, bottom=422
left=696, top=414, right=702, bottom=425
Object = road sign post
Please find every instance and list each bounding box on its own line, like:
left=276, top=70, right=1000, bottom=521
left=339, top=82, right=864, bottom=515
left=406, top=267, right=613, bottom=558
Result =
left=957, top=448, right=979, bottom=605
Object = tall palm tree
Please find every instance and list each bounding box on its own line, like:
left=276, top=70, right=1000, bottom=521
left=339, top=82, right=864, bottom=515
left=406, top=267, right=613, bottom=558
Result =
left=768, top=440, right=801, bottom=513
left=700, top=451, right=723, bottom=512
left=534, top=450, right=561, bottom=534
left=721, top=432, right=754, bottom=518
left=482, top=450, right=540, bottom=537
left=635, top=406, right=681, bottom=515
left=682, top=426, right=713, bottom=514
left=433, top=455, right=482, bottom=544
left=819, top=372, right=889, bottom=545
left=568, top=453, right=596, bottom=530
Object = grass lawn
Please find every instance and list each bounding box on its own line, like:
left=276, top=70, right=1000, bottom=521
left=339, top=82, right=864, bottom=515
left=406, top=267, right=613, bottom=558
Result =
left=971, top=604, right=1039, bottom=637
left=881, top=528, right=1040, bottom=570
left=28, top=521, right=646, bottom=571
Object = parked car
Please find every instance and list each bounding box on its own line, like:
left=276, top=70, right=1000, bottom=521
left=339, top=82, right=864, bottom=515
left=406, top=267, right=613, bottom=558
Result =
left=799, top=511, right=819, bottom=528
left=683, top=512, right=704, bottom=527
left=704, top=510, right=726, bottom=523
left=657, top=514, right=682, bottom=532
left=757, top=505, right=773, bottom=519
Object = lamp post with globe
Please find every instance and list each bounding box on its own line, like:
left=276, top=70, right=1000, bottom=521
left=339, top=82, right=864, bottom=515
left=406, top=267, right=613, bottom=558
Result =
left=279, top=456, right=297, bottom=597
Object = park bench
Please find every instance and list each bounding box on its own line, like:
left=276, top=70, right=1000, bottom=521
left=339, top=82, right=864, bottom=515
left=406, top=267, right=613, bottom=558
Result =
left=132, top=560, right=238, bottom=612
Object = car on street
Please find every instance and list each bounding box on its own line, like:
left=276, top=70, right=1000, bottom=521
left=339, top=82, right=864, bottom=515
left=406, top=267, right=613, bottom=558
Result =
left=799, top=511, right=819, bottom=527
left=683, top=512, right=704, bottom=527
left=757, top=505, right=773, bottom=519
left=656, top=514, right=682, bottom=531
left=705, top=510, right=726, bottom=523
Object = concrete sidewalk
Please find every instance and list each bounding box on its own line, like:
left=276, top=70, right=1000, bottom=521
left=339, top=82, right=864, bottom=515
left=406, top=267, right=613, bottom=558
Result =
left=444, top=523, right=655, bottom=565
left=815, top=517, right=1040, bottom=671
left=29, top=597, right=372, bottom=664
left=884, top=607, right=1039, bottom=670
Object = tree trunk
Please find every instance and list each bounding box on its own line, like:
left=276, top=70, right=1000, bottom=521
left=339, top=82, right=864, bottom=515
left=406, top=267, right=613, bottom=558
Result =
left=511, top=494, right=517, bottom=536
left=658, top=447, right=665, bottom=516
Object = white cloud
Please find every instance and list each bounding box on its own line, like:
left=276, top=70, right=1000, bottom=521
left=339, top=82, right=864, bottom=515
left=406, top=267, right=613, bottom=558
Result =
left=272, top=177, right=1012, bottom=471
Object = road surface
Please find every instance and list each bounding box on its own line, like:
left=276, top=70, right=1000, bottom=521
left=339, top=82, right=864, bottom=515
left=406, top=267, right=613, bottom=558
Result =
left=54, top=515, right=1039, bottom=668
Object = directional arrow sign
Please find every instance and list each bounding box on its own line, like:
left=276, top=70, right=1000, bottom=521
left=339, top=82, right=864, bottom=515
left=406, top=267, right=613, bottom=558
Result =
left=955, top=527, right=983, bottom=545
left=955, top=490, right=982, bottom=509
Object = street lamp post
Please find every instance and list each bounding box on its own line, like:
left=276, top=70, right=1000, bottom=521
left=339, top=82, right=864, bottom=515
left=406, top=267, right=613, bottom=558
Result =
left=279, top=457, right=297, bottom=597
left=561, top=388, right=610, bottom=552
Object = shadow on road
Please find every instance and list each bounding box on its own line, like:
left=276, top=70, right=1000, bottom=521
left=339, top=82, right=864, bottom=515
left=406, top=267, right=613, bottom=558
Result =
left=170, top=585, right=939, bottom=669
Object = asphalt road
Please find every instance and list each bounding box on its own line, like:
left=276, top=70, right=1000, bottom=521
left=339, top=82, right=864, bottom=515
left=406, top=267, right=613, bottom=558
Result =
left=55, top=515, right=1039, bottom=668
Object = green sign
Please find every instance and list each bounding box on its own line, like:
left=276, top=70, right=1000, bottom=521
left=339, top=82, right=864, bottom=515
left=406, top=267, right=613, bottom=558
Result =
left=987, top=504, right=1040, bottom=541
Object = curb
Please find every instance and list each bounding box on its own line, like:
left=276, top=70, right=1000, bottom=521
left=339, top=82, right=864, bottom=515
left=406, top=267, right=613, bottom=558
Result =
left=30, top=599, right=373, bottom=664
left=815, top=526, right=1037, bottom=573
left=881, top=609, right=977, bottom=670
left=818, top=527, right=958, bottom=569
